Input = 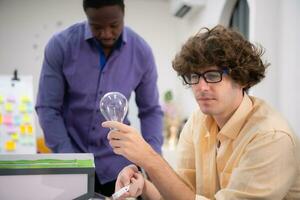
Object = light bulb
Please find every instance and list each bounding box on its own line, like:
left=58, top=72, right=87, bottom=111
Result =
left=100, top=92, right=128, bottom=122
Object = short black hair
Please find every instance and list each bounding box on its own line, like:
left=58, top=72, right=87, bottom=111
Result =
left=83, top=0, right=124, bottom=11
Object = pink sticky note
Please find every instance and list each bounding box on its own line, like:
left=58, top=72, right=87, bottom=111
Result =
left=3, top=115, right=13, bottom=125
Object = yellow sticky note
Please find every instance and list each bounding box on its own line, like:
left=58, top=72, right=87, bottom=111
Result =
left=5, top=103, right=13, bottom=112
left=22, top=114, right=31, bottom=124
left=20, top=125, right=26, bottom=135
left=21, top=96, right=31, bottom=104
left=11, top=133, right=19, bottom=141
left=27, top=125, right=33, bottom=135
left=0, top=113, right=2, bottom=125
left=0, top=95, right=3, bottom=104
left=5, top=140, right=16, bottom=151
left=19, top=104, right=27, bottom=113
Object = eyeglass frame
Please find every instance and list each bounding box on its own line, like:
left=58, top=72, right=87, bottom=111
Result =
left=181, top=68, right=229, bottom=85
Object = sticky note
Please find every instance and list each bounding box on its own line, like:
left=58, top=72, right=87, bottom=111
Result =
left=5, top=103, right=13, bottom=112
left=27, top=138, right=35, bottom=146
left=27, top=125, right=33, bottom=135
left=3, top=115, right=13, bottom=125
left=7, top=125, right=17, bottom=134
left=21, top=96, right=31, bottom=104
left=7, top=96, right=16, bottom=103
left=0, top=95, right=3, bottom=104
left=0, top=113, right=2, bottom=125
left=20, top=138, right=27, bottom=145
left=11, top=133, right=19, bottom=141
left=22, top=114, right=31, bottom=124
left=19, top=104, right=27, bottom=113
left=22, top=137, right=31, bottom=145
left=27, top=103, right=33, bottom=113
left=20, top=125, right=26, bottom=135
left=5, top=140, right=16, bottom=151
left=14, top=115, right=21, bottom=125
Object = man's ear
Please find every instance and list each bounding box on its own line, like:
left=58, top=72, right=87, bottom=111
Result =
left=241, top=84, right=250, bottom=94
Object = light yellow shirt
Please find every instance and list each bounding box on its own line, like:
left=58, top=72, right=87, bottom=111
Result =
left=176, top=94, right=300, bottom=200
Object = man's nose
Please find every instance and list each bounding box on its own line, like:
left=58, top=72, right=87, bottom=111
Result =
left=195, top=77, right=209, bottom=90
left=100, top=28, right=113, bottom=38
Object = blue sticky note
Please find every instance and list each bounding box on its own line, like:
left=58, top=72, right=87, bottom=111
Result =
left=14, top=115, right=21, bottom=125
left=27, top=102, right=33, bottom=113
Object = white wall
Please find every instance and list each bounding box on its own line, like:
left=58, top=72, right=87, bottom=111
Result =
left=175, top=0, right=300, bottom=135
left=278, top=0, right=300, bottom=135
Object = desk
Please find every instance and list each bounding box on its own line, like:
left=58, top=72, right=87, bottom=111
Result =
left=0, top=153, right=95, bottom=200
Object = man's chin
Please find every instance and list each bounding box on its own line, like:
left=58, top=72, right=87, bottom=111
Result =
left=199, top=106, right=213, bottom=115
left=100, top=41, right=115, bottom=48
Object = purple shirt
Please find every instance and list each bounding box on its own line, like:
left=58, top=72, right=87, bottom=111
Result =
left=36, top=21, right=163, bottom=184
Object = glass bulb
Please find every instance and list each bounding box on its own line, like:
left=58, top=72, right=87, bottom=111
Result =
left=99, top=92, right=128, bottom=122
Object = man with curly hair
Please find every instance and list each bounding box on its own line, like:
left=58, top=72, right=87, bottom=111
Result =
left=102, top=25, right=300, bottom=199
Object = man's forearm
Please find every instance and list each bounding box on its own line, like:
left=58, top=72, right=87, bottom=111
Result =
left=141, top=179, right=162, bottom=200
left=36, top=107, right=74, bottom=153
left=142, top=152, right=195, bottom=200
left=140, top=111, right=164, bottom=154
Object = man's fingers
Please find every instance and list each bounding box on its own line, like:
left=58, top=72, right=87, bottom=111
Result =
left=127, top=172, right=144, bottom=196
left=109, top=138, right=127, bottom=149
left=102, top=121, right=132, bottom=132
left=119, top=192, right=130, bottom=200
left=112, top=147, right=125, bottom=156
left=128, top=164, right=139, bottom=172
left=116, top=174, right=130, bottom=190
left=107, top=129, right=122, bottom=140
left=107, top=130, right=131, bottom=141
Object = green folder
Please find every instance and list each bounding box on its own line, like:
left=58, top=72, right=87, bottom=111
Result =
left=0, top=159, right=94, bottom=169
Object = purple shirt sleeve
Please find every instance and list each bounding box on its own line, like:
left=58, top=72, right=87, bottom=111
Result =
left=36, top=35, right=75, bottom=153
left=135, top=49, right=163, bottom=154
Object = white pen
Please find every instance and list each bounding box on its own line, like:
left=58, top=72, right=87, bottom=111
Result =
left=111, top=184, right=130, bottom=200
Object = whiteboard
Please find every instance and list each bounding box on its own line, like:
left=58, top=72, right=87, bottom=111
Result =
left=0, top=75, right=36, bottom=154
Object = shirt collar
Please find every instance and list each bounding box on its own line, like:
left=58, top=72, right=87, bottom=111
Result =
left=84, top=21, right=128, bottom=45
left=219, top=94, right=253, bottom=140
left=204, top=94, right=253, bottom=140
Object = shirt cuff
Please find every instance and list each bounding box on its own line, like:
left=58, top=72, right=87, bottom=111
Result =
left=53, top=141, right=75, bottom=153
left=195, top=194, right=210, bottom=200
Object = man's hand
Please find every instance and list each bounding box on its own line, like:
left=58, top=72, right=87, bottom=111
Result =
left=102, top=121, right=157, bottom=166
left=114, top=164, right=145, bottom=199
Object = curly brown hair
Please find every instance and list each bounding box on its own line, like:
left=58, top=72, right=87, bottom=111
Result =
left=172, top=25, right=270, bottom=90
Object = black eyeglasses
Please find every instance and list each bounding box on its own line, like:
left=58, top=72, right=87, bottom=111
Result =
left=182, top=69, right=229, bottom=85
